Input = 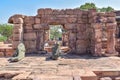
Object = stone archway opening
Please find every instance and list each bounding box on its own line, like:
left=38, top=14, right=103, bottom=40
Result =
left=44, top=24, right=70, bottom=53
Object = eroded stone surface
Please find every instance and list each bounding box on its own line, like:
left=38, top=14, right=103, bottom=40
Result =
left=0, top=54, right=120, bottom=80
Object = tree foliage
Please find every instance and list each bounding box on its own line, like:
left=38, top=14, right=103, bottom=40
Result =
left=79, top=3, right=114, bottom=12
left=0, top=24, right=13, bottom=38
left=50, top=25, right=62, bottom=40
left=0, top=36, right=7, bottom=42
left=80, top=3, right=97, bottom=10
left=98, top=6, right=114, bottom=12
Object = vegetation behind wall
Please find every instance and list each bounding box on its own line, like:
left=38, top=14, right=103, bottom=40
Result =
left=0, top=24, right=13, bottom=42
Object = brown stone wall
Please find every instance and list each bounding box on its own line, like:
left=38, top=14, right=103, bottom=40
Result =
left=8, top=8, right=117, bottom=56
left=8, top=15, right=24, bottom=50
left=88, top=10, right=117, bottom=56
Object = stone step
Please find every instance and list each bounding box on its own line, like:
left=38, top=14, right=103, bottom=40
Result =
left=28, top=75, right=73, bottom=80
left=0, top=71, right=25, bottom=79
left=12, top=72, right=31, bottom=80
left=115, top=77, right=120, bottom=80
left=94, top=69, right=120, bottom=77
left=77, top=69, right=98, bottom=80
left=100, top=77, right=112, bottom=80
left=73, top=75, right=82, bottom=80
left=57, top=69, right=97, bottom=80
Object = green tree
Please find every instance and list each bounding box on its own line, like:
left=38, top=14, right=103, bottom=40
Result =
left=0, top=36, right=7, bottom=42
left=99, top=6, right=114, bottom=12
left=78, top=3, right=114, bottom=12
left=79, top=3, right=97, bottom=10
left=50, top=25, right=62, bottom=40
left=0, top=24, right=13, bottom=38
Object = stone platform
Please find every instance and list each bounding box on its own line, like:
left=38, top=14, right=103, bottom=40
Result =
left=0, top=54, right=120, bottom=80
left=0, top=42, right=14, bottom=57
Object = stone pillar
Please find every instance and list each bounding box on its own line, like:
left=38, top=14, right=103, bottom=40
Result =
left=64, top=24, right=77, bottom=53
left=106, top=23, right=116, bottom=54
left=68, top=31, right=76, bottom=53
left=34, top=23, right=49, bottom=52
left=88, top=9, right=103, bottom=56
left=62, top=32, right=69, bottom=46
left=44, top=30, right=50, bottom=42
left=90, top=23, right=102, bottom=56
left=35, top=30, right=44, bottom=51
left=12, top=18, right=24, bottom=49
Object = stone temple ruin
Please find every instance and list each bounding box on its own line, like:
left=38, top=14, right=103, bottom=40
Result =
left=8, top=8, right=119, bottom=56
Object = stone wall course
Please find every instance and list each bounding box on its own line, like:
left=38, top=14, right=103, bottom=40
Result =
left=8, top=8, right=117, bottom=56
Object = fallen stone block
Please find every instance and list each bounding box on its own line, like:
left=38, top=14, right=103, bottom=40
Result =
left=100, top=77, right=112, bottom=80
left=12, top=72, right=31, bottom=80
left=73, top=75, right=82, bottom=80
left=115, top=77, right=120, bottom=80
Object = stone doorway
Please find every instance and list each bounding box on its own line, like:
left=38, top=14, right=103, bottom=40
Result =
left=8, top=9, right=117, bottom=56
left=44, top=25, right=70, bottom=53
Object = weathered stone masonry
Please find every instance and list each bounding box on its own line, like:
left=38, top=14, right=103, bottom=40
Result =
left=8, top=8, right=117, bottom=56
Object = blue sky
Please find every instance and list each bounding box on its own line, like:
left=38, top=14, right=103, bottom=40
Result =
left=0, top=0, right=120, bottom=24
